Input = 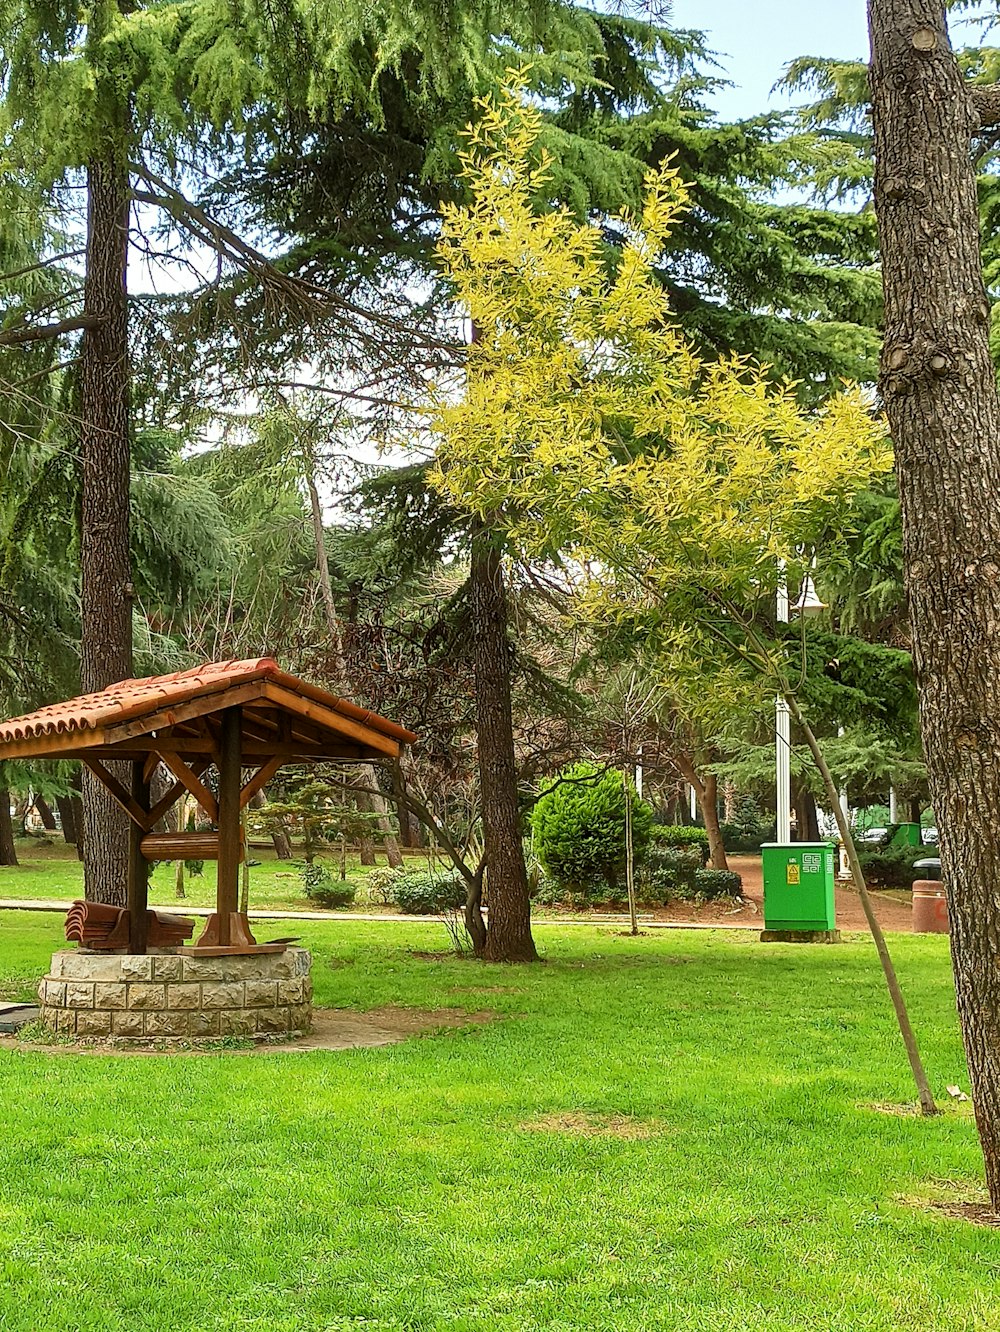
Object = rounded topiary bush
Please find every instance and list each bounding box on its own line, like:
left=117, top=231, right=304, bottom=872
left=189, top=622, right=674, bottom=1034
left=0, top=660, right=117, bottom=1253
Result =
left=692, top=867, right=743, bottom=899
left=530, top=762, right=653, bottom=902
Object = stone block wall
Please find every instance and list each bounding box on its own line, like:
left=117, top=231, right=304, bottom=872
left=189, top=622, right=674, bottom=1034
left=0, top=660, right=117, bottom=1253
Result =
left=38, top=947, right=312, bottom=1039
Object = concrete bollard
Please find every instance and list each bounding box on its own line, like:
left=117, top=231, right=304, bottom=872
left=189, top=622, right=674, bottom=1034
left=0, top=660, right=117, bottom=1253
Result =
left=912, top=880, right=949, bottom=934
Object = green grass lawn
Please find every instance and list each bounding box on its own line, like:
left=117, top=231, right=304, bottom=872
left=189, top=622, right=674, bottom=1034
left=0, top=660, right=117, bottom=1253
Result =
left=0, top=839, right=402, bottom=911
left=0, top=911, right=996, bottom=1330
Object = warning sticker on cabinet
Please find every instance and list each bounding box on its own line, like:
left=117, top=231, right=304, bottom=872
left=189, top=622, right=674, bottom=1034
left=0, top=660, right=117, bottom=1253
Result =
left=786, top=861, right=801, bottom=885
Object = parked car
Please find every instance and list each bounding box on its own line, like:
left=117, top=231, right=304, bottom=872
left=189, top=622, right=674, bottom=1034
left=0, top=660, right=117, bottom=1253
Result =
left=859, top=827, right=888, bottom=843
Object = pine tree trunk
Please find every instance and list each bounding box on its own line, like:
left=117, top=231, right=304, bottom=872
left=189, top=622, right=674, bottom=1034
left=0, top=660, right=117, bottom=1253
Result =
left=869, top=0, right=1000, bottom=1190
left=72, top=791, right=85, bottom=862
left=357, top=790, right=377, bottom=867
left=174, top=797, right=186, bottom=898
left=34, top=795, right=57, bottom=832
left=723, top=779, right=737, bottom=824
left=56, top=796, right=77, bottom=846
left=793, top=782, right=821, bottom=843
left=392, top=766, right=414, bottom=848
left=471, top=534, right=537, bottom=962
left=79, top=8, right=132, bottom=907
left=0, top=790, right=17, bottom=866
left=624, top=769, right=638, bottom=935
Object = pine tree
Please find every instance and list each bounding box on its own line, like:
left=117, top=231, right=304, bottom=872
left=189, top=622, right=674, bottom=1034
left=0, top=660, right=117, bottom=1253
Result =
left=0, top=0, right=610, bottom=902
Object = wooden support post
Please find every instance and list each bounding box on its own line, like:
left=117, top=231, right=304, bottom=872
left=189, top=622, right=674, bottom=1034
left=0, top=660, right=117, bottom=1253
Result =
left=216, top=705, right=242, bottom=947
left=127, top=760, right=151, bottom=954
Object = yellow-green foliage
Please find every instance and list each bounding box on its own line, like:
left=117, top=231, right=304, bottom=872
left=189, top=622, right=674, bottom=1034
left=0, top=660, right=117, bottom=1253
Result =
left=428, top=81, right=891, bottom=649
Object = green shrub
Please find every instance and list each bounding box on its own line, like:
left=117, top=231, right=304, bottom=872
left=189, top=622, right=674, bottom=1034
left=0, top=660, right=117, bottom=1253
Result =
left=650, top=825, right=710, bottom=865
left=639, top=846, right=703, bottom=902
left=720, top=822, right=776, bottom=854
left=692, top=868, right=743, bottom=899
left=531, top=762, right=653, bottom=901
left=643, top=845, right=700, bottom=886
left=297, top=859, right=357, bottom=909
left=533, top=878, right=627, bottom=910
left=393, top=869, right=466, bottom=915
left=856, top=843, right=928, bottom=889
left=368, top=865, right=406, bottom=905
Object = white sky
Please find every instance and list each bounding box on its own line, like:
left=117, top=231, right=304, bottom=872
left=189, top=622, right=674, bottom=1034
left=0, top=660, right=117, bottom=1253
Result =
left=667, top=0, right=984, bottom=120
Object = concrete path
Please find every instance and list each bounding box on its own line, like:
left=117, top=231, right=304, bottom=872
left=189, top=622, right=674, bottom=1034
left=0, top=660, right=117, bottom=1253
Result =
left=0, top=897, right=759, bottom=931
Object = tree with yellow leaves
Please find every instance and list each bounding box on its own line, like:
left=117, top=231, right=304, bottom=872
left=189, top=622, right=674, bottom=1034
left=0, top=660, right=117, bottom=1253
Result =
left=427, top=78, right=936, bottom=1113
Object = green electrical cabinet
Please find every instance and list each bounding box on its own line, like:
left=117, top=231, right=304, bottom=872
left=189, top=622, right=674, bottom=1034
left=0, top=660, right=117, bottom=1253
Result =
left=891, top=822, right=922, bottom=848
left=762, top=842, right=836, bottom=932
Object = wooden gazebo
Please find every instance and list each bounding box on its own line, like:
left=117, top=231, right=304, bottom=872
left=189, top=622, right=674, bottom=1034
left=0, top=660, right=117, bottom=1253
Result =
left=0, top=659, right=416, bottom=954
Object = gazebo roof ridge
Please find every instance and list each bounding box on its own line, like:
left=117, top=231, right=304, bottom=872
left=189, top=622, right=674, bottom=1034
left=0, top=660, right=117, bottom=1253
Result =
left=0, top=658, right=417, bottom=754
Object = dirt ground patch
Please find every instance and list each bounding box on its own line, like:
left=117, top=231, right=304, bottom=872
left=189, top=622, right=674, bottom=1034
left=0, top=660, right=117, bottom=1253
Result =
left=925, top=1201, right=1000, bottom=1227
left=0, top=1006, right=492, bottom=1057
left=520, top=1111, right=663, bottom=1140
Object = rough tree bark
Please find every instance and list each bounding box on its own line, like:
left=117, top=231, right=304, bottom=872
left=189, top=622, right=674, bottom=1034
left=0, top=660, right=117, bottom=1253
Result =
left=56, top=796, right=77, bottom=847
left=33, top=795, right=57, bottom=832
left=80, top=0, right=133, bottom=906
left=792, top=780, right=821, bottom=843
left=471, top=533, right=537, bottom=962
left=357, top=789, right=377, bottom=867
left=0, top=790, right=18, bottom=866
left=869, top=0, right=1000, bottom=1185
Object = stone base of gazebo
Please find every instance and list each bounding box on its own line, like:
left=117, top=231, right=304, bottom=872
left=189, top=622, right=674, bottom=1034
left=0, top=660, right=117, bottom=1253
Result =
left=37, top=947, right=312, bottom=1040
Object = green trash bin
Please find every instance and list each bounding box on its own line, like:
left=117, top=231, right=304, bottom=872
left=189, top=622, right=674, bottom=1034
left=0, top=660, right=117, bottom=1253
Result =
left=762, top=842, right=836, bottom=932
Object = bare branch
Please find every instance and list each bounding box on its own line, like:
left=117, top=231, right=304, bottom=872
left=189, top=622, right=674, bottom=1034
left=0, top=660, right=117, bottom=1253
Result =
left=0, top=313, right=104, bottom=348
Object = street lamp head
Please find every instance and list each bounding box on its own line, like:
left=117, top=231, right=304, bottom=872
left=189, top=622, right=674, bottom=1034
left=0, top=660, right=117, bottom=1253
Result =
left=792, top=573, right=826, bottom=619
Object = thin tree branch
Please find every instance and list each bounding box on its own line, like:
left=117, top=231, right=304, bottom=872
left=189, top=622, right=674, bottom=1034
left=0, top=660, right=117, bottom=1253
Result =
left=0, top=314, right=104, bottom=348
left=0, top=250, right=86, bottom=284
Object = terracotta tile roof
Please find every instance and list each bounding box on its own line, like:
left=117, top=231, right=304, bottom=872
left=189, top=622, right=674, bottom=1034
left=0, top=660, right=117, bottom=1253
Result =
left=0, top=658, right=417, bottom=747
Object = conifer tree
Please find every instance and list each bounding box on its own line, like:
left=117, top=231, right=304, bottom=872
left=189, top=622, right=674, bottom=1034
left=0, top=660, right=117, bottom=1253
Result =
left=0, top=0, right=606, bottom=902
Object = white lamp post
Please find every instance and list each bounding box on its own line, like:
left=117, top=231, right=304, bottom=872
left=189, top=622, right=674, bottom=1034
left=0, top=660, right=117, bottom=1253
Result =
left=776, top=574, right=792, bottom=843
left=777, top=568, right=826, bottom=843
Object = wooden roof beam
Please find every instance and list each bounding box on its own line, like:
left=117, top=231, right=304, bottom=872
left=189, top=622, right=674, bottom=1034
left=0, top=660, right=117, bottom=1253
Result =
left=144, top=756, right=213, bottom=831
left=262, top=683, right=399, bottom=758
left=82, top=758, right=149, bottom=830
left=239, top=756, right=284, bottom=810
left=156, top=750, right=219, bottom=822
